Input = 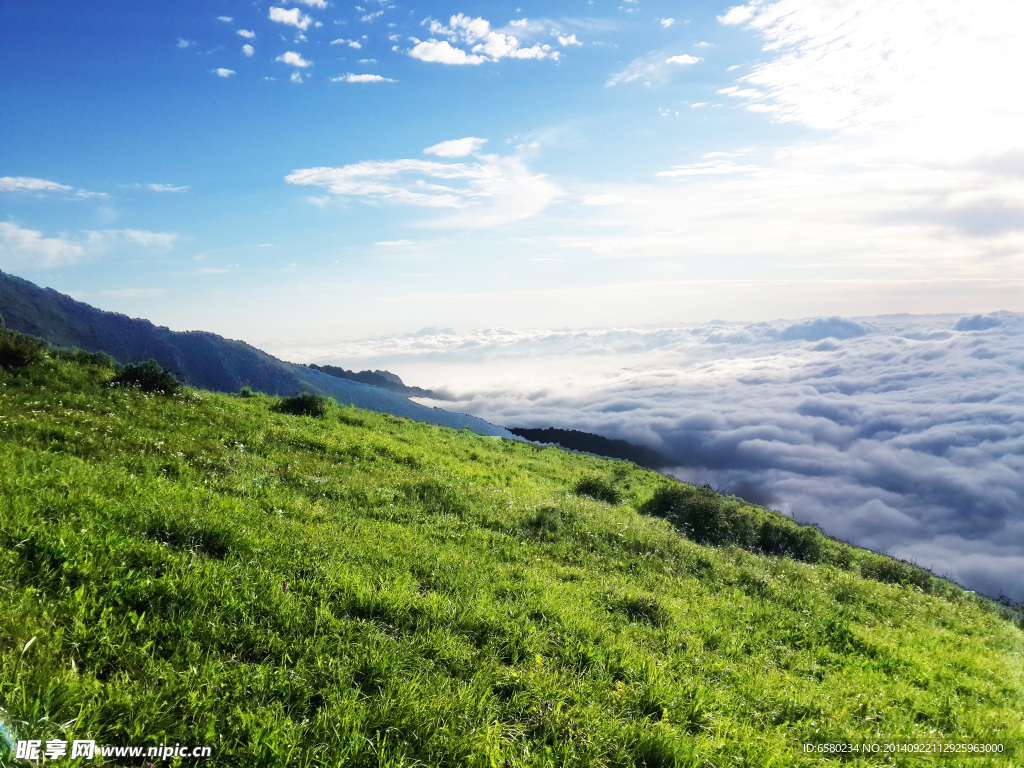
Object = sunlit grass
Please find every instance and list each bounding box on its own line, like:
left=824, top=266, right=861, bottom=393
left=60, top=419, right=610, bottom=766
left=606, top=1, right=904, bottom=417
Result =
left=1, top=346, right=1022, bottom=766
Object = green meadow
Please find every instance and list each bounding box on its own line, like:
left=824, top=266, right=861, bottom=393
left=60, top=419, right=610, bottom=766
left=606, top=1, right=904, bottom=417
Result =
left=1, top=335, right=1022, bottom=767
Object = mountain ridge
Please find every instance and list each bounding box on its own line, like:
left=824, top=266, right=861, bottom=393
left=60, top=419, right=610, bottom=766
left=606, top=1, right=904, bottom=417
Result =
left=0, top=270, right=512, bottom=438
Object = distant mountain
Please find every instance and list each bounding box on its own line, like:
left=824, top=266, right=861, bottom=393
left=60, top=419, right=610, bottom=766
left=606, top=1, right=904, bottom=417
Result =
left=508, top=426, right=671, bottom=470
left=0, top=270, right=512, bottom=438
left=307, top=364, right=435, bottom=398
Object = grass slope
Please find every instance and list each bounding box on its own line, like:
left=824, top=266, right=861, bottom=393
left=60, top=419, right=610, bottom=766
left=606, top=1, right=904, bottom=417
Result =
left=0, top=270, right=512, bottom=439
left=1, top=344, right=1022, bottom=767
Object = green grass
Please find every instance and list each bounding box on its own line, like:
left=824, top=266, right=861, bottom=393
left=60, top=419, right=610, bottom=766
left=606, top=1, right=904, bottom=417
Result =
left=1, top=342, right=1022, bottom=767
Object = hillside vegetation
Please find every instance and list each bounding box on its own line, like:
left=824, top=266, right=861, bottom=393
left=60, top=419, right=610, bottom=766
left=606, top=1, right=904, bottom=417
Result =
left=0, top=270, right=511, bottom=438
left=1, top=334, right=1022, bottom=767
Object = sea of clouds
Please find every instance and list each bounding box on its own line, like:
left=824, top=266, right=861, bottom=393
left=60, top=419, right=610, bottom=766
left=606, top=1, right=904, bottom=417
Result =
left=279, top=312, right=1024, bottom=601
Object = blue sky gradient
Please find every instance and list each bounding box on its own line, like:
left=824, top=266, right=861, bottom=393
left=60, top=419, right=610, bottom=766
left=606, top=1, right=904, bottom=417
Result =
left=3, top=0, right=1023, bottom=342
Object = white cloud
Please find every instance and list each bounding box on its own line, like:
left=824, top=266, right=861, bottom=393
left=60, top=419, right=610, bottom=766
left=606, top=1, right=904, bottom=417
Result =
left=0, top=223, right=177, bottom=270
left=362, top=10, right=384, bottom=22
left=0, top=176, right=73, bottom=194
left=409, top=39, right=487, bottom=65
left=660, top=18, right=675, bottom=27
left=331, top=38, right=362, bottom=48
left=243, top=44, right=254, bottom=57
left=285, top=146, right=560, bottom=226
left=143, top=183, right=190, bottom=193
left=332, top=73, right=396, bottom=83
left=217, top=16, right=233, bottom=23
left=290, top=71, right=304, bottom=83
left=718, top=5, right=756, bottom=25
left=0, top=222, right=85, bottom=268
left=176, top=38, right=195, bottom=49
left=410, top=14, right=559, bottom=65
left=269, top=6, right=312, bottom=31
left=0, top=176, right=105, bottom=200
left=666, top=54, right=702, bottom=66
left=292, top=0, right=327, bottom=7
left=424, top=137, right=486, bottom=158
left=237, top=29, right=256, bottom=39
left=557, top=34, right=581, bottom=46
left=717, top=0, right=1024, bottom=146
left=277, top=51, right=312, bottom=68
left=213, top=68, right=236, bottom=78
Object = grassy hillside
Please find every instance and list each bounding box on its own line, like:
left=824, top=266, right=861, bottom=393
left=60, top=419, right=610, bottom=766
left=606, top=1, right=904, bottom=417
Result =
left=0, top=270, right=513, bottom=439
left=1, top=336, right=1022, bottom=767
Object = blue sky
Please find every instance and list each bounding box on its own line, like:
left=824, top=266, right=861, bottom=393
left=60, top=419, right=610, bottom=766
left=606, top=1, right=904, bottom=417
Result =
left=2, top=0, right=1023, bottom=343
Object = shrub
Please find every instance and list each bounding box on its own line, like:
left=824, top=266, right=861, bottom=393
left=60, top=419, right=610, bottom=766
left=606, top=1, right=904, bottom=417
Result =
left=273, top=391, right=332, bottom=417
left=573, top=476, right=621, bottom=505
left=238, top=386, right=265, bottom=399
left=54, top=348, right=118, bottom=369
left=0, top=330, right=47, bottom=370
left=107, top=359, right=180, bottom=394
left=642, top=483, right=827, bottom=563
left=641, top=484, right=729, bottom=545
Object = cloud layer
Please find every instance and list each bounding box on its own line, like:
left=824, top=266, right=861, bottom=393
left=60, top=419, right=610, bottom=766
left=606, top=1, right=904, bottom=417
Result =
left=286, top=313, right=1024, bottom=601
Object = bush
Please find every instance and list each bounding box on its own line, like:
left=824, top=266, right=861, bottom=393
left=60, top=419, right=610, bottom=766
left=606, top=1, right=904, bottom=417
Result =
left=573, top=476, right=621, bottom=505
left=273, top=392, right=332, bottom=417
left=641, top=484, right=730, bottom=545
left=238, top=386, right=265, bottom=399
left=54, top=348, right=118, bottom=369
left=108, top=359, right=180, bottom=394
left=641, top=483, right=827, bottom=563
left=0, top=329, right=47, bottom=370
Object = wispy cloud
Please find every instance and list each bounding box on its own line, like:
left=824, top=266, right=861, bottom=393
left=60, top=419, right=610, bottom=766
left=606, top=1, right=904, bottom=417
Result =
left=0, top=176, right=106, bottom=199
left=606, top=50, right=704, bottom=86
left=0, top=176, right=74, bottom=194
left=213, top=68, right=236, bottom=78
left=285, top=140, right=560, bottom=226
left=332, top=73, right=396, bottom=83
left=0, top=223, right=177, bottom=270
left=237, top=29, right=256, bottom=39
left=242, top=44, right=254, bottom=57
left=140, top=183, right=190, bottom=193
left=423, top=137, right=486, bottom=158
